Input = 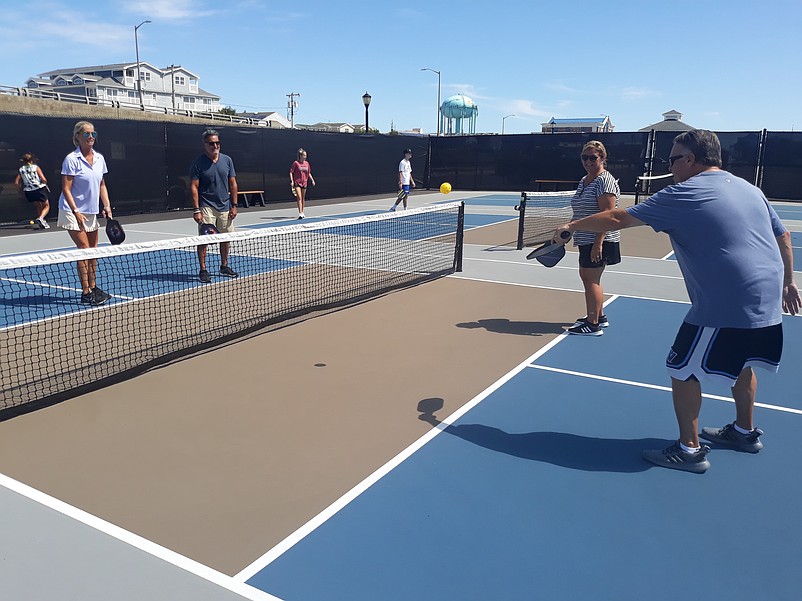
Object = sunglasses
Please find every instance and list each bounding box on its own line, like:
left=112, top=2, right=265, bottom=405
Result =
left=206, top=141, right=221, bottom=146
left=580, top=155, right=600, bottom=163
left=82, top=132, right=98, bottom=139
left=668, top=154, right=687, bottom=167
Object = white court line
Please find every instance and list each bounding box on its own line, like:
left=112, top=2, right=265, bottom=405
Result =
left=0, top=472, right=285, bottom=601
left=527, top=364, right=802, bottom=415
left=233, top=330, right=571, bottom=582
left=463, top=255, right=686, bottom=280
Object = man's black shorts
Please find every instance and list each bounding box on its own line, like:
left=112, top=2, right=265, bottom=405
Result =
left=666, top=321, right=783, bottom=384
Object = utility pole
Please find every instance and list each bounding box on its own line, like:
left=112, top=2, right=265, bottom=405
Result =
left=287, top=92, right=300, bottom=128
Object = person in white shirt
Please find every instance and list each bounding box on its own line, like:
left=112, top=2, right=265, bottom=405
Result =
left=57, top=121, right=114, bottom=306
left=389, top=148, right=415, bottom=211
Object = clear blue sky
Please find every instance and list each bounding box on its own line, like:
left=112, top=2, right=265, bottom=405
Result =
left=2, top=0, right=801, bottom=134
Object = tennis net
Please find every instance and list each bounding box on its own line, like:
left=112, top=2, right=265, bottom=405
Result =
left=515, top=190, right=575, bottom=249
left=0, top=202, right=464, bottom=414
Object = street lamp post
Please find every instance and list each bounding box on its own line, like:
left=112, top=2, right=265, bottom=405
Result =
left=421, top=68, right=441, bottom=136
left=362, top=92, right=371, bottom=133
left=134, top=20, right=151, bottom=108
left=502, top=114, right=516, bottom=135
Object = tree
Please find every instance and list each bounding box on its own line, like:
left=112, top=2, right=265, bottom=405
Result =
left=218, top=106, right=237, bottom=116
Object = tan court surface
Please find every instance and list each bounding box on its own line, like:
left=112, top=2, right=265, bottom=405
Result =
left=0, top=276, right=589, bottom=575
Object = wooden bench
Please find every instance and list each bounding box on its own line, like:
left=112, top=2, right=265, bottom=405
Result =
left=236, top=190, right=266, bottom=208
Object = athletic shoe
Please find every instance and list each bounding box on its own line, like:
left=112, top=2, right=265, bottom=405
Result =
left=80, top=289, right=108, bottom=306
left=566, top=322, right=603, bottom=336
left=92, top=287, right=111, bottom=302
left=700, top=423, right=764, bottom=453
left=199, top=269, right=212, bottom=283
left=36, top=217, right=50, bottom=230
left=642, top=441, right=711, bottom=473
left=574, top=314, right=609, bottom=328
left=219, top=265, right=238, bottom=278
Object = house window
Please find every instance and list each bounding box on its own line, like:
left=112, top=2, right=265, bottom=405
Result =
left=139, top=71, right=151, bottom=82
left=184, top=96, right=195, bottom=104
left=55, top=78, right=67, bottom=86
left=125, top=69, right=135, bottom=78
left=174, top=75, right=186, bottom=86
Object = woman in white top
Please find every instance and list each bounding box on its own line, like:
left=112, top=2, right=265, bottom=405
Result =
left=14, top=153, right=51, bottom=229
left=58, top=121, right=114, bottom=306
left=567, top=140, right=621, bottom=336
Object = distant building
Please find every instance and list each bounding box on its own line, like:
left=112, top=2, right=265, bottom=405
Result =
left=26, top=63, right=221, bottom=112
left=541, top=116, right=614, bottom=133
left=302, top=122, right=356, bottom=134
left=638, top=110, right=694, bottom=132
left=240, top=111, right=291, bottom=129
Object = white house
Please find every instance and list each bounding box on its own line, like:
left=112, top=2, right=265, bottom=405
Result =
left=26, top=63, right=221, bottom=112
left=541, top=116, right=615, bottom=134
left=240, top=112, right=292, bottom=129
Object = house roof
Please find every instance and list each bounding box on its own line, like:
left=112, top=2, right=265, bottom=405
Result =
left=39, top=63, right=199, bottom=79
left=638, top=118, right=695, bottom=132
left=546, top=117, right=608, bottom=125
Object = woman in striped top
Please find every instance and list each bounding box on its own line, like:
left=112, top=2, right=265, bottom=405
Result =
left=567, top=141, right=621, bottom=336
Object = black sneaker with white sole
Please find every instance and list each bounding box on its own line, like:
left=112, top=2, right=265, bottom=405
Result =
left=573, top=314, right=609, bottom=328
left=199, top=269, right=212, bottom=283
left=219, top=265, right=239, bottom=277
left=567, top=322, right=603, bottom=336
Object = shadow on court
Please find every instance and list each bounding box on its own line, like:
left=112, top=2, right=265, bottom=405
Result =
left=456, top=318, right=570, bottom=336
left=418, top=397, right=666, bottom=473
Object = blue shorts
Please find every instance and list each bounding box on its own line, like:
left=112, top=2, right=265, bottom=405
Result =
left=400, top=185, right=410, bottom=194
left=666, top=321, right=783, bottom=385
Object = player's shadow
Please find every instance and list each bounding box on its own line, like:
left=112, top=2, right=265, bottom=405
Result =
left=417, top=398, right=663, bottom=473
left=456, top=318, right=569, bottom=336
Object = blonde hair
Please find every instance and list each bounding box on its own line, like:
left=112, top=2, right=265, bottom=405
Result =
left=581, top=140, right=607, bottom=161
left=72, top=121, right=94, bottom=147
left=19, top=152, right=36, bottom=165
left=297, top=148, right=307, bottom=160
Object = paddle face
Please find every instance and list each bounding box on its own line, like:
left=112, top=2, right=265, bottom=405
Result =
left=105, top=218, right=125, bottom=245
left=198, top=223, right=219, bottom=236
left=525, top=230, right=571, bottom=267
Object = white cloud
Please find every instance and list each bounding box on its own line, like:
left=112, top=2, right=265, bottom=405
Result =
left=620, top=86, right=660, bottom=100
left=122, top=0, right=216, bottom=20
left=503, top=99, right=551, bottom=119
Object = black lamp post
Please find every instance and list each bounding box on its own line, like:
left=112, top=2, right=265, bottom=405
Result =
left=362, top=92, right=371, bottom=133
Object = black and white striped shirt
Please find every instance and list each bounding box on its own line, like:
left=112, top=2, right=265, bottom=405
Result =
left=571, top=170, right=621, bottom=246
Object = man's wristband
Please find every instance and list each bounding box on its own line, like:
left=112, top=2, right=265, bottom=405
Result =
left=193, top=208, right=202, bottom=214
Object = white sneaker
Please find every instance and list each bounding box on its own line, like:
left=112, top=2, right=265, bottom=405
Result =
left=37, top=218, right=50, bottom=229
left=388, top=206, right=396, bottom=212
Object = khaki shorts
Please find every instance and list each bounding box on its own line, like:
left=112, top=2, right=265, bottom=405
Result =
left=58, top=210, right=99, bottom=232
left=201, top=206, right=234, bottom=233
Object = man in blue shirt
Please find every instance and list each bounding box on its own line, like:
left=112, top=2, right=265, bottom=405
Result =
left=190, top=129, right=239, bottom=283
left=555, top=130, right=800, bottom=473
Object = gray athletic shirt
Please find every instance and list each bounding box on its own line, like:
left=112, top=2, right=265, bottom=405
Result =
left=627, top=170, right=786, bottom=329
left=189, top=153, right=237, bottom=212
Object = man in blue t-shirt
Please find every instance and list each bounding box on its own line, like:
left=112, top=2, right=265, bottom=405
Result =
left=554, top=129, right=800, bottom=473
left=190, top=128, right=239, bottom=283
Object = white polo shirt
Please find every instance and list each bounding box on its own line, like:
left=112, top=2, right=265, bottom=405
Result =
left=59, top=148, right=108, bottom=215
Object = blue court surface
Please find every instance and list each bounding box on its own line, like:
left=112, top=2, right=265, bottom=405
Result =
left=240, top=296, right=802, bottom=601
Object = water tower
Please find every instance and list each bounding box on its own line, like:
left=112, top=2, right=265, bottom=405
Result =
left=440, top=94, right=478, bottom=135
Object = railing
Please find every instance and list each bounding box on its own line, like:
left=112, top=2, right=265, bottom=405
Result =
left=0, top=85, right=265, bottom=126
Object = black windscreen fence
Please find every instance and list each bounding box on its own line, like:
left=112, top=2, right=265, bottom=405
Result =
left=1, top=113, right=800, bottom=224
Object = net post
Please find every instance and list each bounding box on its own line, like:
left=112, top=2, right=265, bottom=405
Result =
left=516, top=192, right=527, bottom=250
left=454, top=201, right=465, bottom=272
